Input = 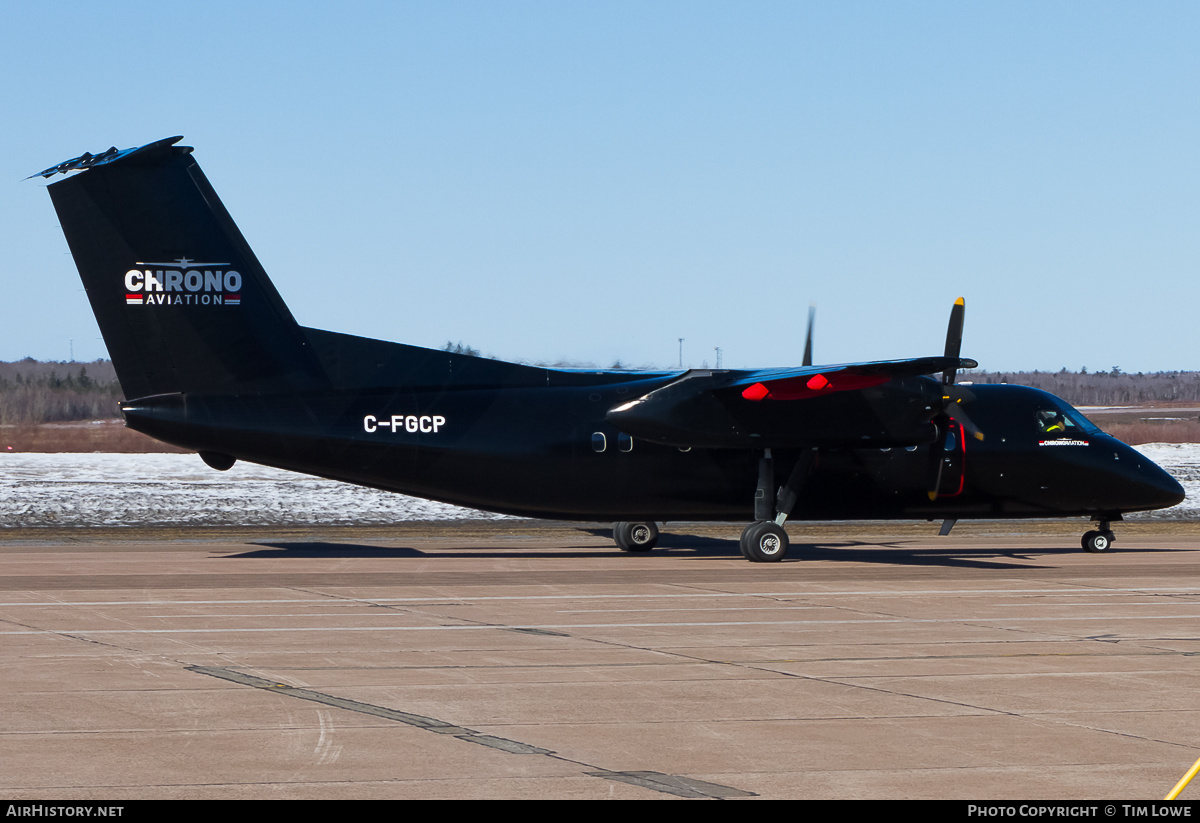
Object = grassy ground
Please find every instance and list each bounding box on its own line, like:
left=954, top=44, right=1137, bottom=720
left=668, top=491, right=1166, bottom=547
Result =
left=1086, top=412, right=1200, bottom=445
left=1, top=420, right=187, bottom=453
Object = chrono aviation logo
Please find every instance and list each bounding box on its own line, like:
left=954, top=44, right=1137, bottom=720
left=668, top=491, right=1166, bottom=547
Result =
left=123, top=257, right=242, bottom=306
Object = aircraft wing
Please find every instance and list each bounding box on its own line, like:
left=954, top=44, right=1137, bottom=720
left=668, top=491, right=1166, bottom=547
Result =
left=729, top=356, right=976, bottom=401
left=607, top=355, right=977, bottom=449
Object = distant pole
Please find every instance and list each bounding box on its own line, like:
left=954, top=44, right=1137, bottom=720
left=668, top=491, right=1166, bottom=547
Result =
left=69, top=339, right=73, bottom=362
left=715, top=347, right=722, bottom=369
left=678, top=338, right=684, bottom=369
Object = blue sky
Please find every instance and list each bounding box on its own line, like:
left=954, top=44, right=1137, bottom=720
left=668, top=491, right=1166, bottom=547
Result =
left=4, top=1, right=1198, bottom=372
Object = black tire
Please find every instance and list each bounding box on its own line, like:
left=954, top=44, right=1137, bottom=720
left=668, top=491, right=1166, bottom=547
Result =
left=614, top=521, right=659, bottom=552
left=741, top=521, right=789, bottom=562
left=1081, top=529, right=1114, bottom=553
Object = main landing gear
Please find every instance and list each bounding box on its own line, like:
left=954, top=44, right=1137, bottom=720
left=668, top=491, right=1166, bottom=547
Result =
left=740, top=520, right=789, bottom=562
left=612, top=449, right=814, bottom=562
left=738, top=448, right=816, bottom=563
left=613, top=521, right=659, bottom=552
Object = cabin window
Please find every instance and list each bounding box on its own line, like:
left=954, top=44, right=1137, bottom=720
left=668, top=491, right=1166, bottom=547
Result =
left=591, top=432, right=607, bottom=452
left=618, top=433, right=633, bottom=453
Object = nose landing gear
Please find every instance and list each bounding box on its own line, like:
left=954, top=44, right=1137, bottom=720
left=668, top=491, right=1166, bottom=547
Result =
left=1082, top=527, right=1115, bottom=553
left=1082, top=517, right=1117, bottom=553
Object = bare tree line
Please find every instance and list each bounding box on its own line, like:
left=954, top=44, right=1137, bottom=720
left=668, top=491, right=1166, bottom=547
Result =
left=965, top=369, right=1200, bottom=406
left=0, top=360, right=122, bottom=424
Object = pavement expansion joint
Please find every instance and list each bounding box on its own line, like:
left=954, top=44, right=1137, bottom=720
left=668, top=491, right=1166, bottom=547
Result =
left=186, top=664, right=757, bottom=798
left=585, top=770, right=757, bottom=799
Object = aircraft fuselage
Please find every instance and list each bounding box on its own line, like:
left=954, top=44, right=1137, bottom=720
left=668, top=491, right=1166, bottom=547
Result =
left=120, top=374, right=1182, bottom=523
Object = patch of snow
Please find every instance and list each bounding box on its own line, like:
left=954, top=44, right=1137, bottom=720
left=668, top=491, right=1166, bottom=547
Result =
left=0, top=453, right=510, bottom=527
left=1130, top=443, right=1200, bottom=520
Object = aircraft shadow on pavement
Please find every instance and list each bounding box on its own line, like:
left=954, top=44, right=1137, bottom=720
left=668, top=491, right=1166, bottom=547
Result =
left=586, top=529, right=1069, bottom=570
left=654, top=532, right=1177, bottom=569
left=220, top=530, right=1165, bottom=570
left=236, top=541, right=656, bottom=560
left=573, top=527, right=1068, bottom=569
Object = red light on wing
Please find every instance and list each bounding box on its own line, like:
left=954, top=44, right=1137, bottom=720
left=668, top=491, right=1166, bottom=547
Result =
left=741, top=370, right=891, bottom=401
left=741, top=382, right=770, bottom=401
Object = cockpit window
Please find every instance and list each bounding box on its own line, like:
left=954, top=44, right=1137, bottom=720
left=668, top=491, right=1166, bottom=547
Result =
left=1036, top=404, right=1100, bottom=437
left=1036, top=409, right=1070, bottom=435
left=1064, top=407, right=1101, bottom=434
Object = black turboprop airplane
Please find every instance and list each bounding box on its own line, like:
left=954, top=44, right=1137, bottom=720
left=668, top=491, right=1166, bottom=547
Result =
left=32, top=136, right=1185, bottom=561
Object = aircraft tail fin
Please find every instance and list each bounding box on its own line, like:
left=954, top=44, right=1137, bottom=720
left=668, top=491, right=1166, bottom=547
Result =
left=39, top=137, right=327, bottom=399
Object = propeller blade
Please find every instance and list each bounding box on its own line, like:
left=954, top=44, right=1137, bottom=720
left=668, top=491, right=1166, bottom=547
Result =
left=942, top=297, right=965, bottom=385
left=937, top=297, right=983, bottom=441
left=930, top=299, right=976, bottom=499
left=944, top=390, right=985, bottom=442
left=802, top=304, right=815, bottom=367
left=927, top=418, right=949, bottom=501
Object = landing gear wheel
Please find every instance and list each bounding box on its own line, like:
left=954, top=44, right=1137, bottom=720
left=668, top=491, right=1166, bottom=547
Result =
left=740, top=521, right=789, bottom=562
left=613, top=521, right=659, bottom=552
left=1081, top=529, right=1114, bottom=553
